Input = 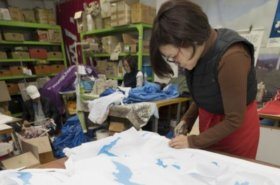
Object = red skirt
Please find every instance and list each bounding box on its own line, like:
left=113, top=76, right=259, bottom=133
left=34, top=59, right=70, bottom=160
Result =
left=199, top=101, right=260, bottom=159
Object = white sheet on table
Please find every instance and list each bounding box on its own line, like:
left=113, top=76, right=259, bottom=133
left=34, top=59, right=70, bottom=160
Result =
left=63, top=128, right=280, bottom=185
left=0, top=169, right=69, bottom=185
left=1, top=128, right=279, bottom=185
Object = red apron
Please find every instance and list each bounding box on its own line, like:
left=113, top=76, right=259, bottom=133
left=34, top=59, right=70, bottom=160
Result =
left=199, top=101, right=260, bottom=159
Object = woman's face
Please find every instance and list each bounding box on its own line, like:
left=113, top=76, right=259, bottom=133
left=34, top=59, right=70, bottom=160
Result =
left=159, top=43, right=205, bottom=70
left=123, top=60, right=131, bottom=73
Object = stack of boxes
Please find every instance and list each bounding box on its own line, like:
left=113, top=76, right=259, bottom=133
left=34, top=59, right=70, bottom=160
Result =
left=0, top=7, right=56, bottom=24
left=75, top=0, right=156, bottom=31
left=110, top=0, right=156, bottom=27
left=110, top=0, right=131, bottom=27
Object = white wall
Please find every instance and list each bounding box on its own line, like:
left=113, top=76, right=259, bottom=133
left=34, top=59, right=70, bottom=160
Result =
left=256, top=126, right=280, bottom=165
left=156, top=0, right=277, bottom=46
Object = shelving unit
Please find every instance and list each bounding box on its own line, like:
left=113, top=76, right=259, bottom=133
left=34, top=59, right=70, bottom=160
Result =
left=80, top=23, right=152, bottom=80
left=0, top=20, right=67, bottom=116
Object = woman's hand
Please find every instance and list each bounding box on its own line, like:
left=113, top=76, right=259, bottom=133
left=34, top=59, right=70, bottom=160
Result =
left=169, top=135, right=189, bottom=149
left=174, top=120, right=188, bottom=136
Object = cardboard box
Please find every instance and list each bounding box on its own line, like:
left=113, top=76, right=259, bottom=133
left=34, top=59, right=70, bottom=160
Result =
left=49, top=64, right=65, bottom=73
left=122, top=33, right=137, bottom=44
left=47, top=51, right=63, bottom=59
left=96, top=60, right=108, bottom=74
left=102, top=36, right=121, bottom=53
left=22, top=9, right=35, bottom=22
left=110, top=1, right=131, bottom=27
left=106, top=62, right=118, bottom=78
left=0, top=8, right=11, bottom=20
left=33, top=65, right=47, bottom=75
left=1, top=152, right=40, bottom=169
left=46, top=9, right=56, bottom=25
left=131, top=3, right=155, bottom=24
left=0, top=51, right=7, bottom=59
left=20, top=136, right=54, bottom=164
left=0, top=69, right=11, bottom=77
left=7, top=83, right=20, bottom=95
left=130, top=44, right=137, bottom=53
left=8, top=7, right=24, bottom=21
left=11, top=51, right=30, bottom=59
left=0, top=81, right=11, bottom=102
left=3, top=31, right=24, bottom=41
left=100, top=0, right=111, bottom=18
left=35, top=8, right=48, bottom=24
left=48, top=30, right=62, bottom=42
left=29, top=48, right=47, bottom=59
left=103, top=17, right=111, bottom=29
left=36, top=30, right=49, bottom=41
left=9, top=66, right=23, bottom=75
left=109, top=121, right=126, bottom=132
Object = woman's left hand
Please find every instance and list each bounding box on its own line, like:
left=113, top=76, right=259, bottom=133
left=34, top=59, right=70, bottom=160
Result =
left=169, top=135, right=190, bottom=149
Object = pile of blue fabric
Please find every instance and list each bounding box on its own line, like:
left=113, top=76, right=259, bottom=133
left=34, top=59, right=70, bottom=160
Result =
left=124, top=82, right=179, bottom=103
left=99, top=82, right=179, bottom=103
left=52, top=116, right=88, bottom=158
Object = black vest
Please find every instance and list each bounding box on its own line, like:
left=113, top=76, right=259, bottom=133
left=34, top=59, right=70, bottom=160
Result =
left=123, top=70, right=138, bottom=88
left=185, top=29, right=257, bottom=114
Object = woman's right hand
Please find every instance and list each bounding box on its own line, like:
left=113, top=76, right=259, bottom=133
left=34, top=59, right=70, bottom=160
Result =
left=174, top=120, right=188, bottom=136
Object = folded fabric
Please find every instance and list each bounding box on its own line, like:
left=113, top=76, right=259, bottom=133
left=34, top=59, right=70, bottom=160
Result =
left=124, top=82, right=179, bottom=103
left=88, top=92, right=125, bottom=124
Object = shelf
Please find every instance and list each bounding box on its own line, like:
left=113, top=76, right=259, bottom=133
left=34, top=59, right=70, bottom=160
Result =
left=87, top=52, right=138, bottom=58
left=0, top=20, right=61, bottom=30
left=0, top=73, right=57, bottom=80
left=81, top=23, right=152, bottom=37
left=0, top=40, right=61, bottom=46
left=0, top=59, right=36, bottom=62
left=47, top=58, right=65, bottom=61
left=0, top=58, right=65, bottom=63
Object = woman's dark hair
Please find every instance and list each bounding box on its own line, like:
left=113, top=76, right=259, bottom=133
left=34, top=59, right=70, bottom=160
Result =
left=150, top=0, right=211, bottom=78
left=123, top=55, right=138, bottom=72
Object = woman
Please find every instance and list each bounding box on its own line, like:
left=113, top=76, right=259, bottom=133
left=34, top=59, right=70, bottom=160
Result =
left=122, top=55, right=144, bottom=88
left=150, top=0, right=260, bottom=159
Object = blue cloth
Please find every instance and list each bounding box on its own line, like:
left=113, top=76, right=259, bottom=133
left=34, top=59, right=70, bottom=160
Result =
left=124, top=82, right=179, bottom=103
left=260, top=118, right=275, bottom=126
left=52, top=116, right=88, bottom=158
left=100, top=88, right=117, bottom=97
left=81, top=80, right=94, bottom=92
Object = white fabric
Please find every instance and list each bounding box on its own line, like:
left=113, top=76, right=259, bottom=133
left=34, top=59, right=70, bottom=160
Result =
left=136, top=71, right=144, bottom=87
left=117, top=86, right=131, bottom=98
left=0, top=169, right=68, bottom=185
left=63, top=128, right=280, bottom=185
left=34, top=100, right=46, bottom=124
left=88, top=92, right=125, bottom=124
left=1, top=128, right=280, bottom=185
